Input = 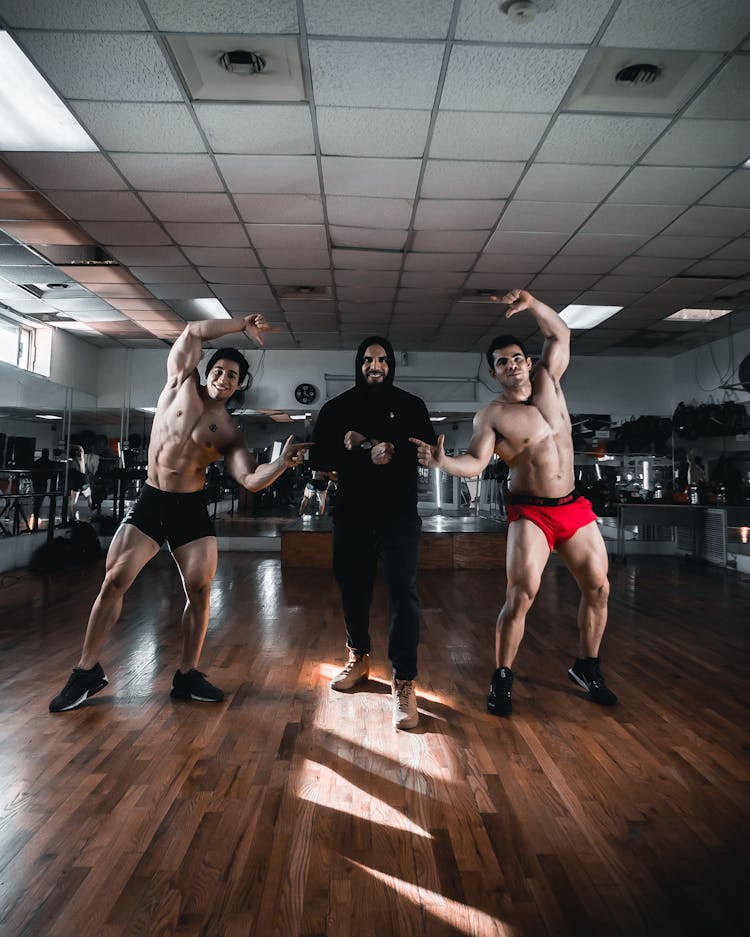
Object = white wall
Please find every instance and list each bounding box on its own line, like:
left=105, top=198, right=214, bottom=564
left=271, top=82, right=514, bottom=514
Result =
left=671, top=329, right=750, bottom=410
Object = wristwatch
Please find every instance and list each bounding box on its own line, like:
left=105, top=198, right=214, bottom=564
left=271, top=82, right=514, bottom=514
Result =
left=360, top=438, right=373, bottom=451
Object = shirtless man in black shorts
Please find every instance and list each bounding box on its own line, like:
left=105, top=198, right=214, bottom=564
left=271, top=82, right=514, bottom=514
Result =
left=49, top=314, right=308, bottom=712
left=411, top=289, right=617, bottom=716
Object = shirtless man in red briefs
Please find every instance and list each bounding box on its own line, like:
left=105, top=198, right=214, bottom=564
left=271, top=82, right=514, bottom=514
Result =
left=411, top=289, right=617, bottom=716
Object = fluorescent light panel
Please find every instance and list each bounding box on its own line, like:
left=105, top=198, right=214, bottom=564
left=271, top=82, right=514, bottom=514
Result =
left=559, top=304, right=622, bottom=328
left=0, top=32, right=97, bottom=151
left=666, top=307, right=732, bottom=322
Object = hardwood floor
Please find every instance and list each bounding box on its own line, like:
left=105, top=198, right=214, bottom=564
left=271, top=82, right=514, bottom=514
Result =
left=0, top=551, right=748, bottom=937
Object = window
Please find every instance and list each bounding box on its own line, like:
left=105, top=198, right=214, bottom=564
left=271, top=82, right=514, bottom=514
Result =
left=0, top=314, right=33, bottom=370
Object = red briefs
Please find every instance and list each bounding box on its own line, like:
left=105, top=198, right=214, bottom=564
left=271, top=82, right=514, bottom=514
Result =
left=506, top=490, right=598, bottom=551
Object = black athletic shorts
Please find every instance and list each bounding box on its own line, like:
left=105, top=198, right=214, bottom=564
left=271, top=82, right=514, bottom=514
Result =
left=123, top=483, right=215, bottom=550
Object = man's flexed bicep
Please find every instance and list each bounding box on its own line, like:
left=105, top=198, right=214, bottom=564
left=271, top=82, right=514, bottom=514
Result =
left=166, top=324, right=204, bottom=386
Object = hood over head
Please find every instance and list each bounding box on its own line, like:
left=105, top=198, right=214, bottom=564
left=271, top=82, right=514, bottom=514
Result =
left=355, top=335, right=396, bottom=390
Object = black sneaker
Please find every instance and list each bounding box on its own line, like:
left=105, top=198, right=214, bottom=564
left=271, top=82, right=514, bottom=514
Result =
left=487, top=666, right=513, bottom=716
left=568, top=657, right=617, bottom=706
left=170, top=669, right=224, bottom=702
left=49, top=663, right=108, bottom=712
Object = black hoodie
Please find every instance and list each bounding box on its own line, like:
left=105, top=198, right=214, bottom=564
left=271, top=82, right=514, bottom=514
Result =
left=310, top=336, right=436, bottom=525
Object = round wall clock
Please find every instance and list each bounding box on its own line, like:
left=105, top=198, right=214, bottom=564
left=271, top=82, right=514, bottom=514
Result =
left=294, top=382, right=317, bottom=404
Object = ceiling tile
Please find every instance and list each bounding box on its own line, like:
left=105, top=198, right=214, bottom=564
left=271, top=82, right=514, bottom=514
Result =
left=107, top=246, right=188, bottom=265
left=641, top=119, right=750, bottom=167
left=197, top=267, right=269, bottom=285
left=543, top=255, right=618, bottom=275
left=164, top=223, right=250, bottom=247
left=700, top=170, right=750, bottom=208
left=194, top=104, right=314, bottom=154
left=234, top=194, right=324, bottom=224
left=441, top=46, right=586, bottom=112
left=684, top=56, right=750, bottom=119
left=421, top=161, right=524, bottom=199
left=216, top=155, right=320, bottom=194
left=430, top=112, right=550, bottom=160
left=474, top=254, right=549, bottom=273
left=0, top=0, right=150, bottom=29
left=610, top=256, right=689, bottom=277
left=404, top=252, right=478, bottom=271
left=601, top=0, right=750, bottom=51
left=19, top=31, right=182, bottom=101
left=337, top=286, right=396, bottom=302
left=267, top=269, right=332, bottom=285
left=411, top=230, right=488, bottom=252
left=636, top=235, right=730, bottom=258
left=580, top=203, right=685, bottom=236
left=246, top=224, right=327, bottom=249
left=339, top=302, right=393, bottom=315
left=148, top=283, right=214, bottom=300
left=536, top=114, right=670, bottom=164
left=593, top=274, right=667, bottom=293
left=401, top=270, right=465, bottom=289
left=130, top=266, right=203, bottom=283
left=329, top=227, right=407, bottom=250
left=256, top=249, right=330, bottom=268
left=326, top=196, right=413, bottom=229
left=182, top=246, right=258, bottom=265
left=499, top=201, right=596, bottom=233
left=335, top=269, right=399, bottom=288
left=561, top=233, right=650, bottom=256
left=322, top=157, right=421, bottom=198
left=609, top=166, right=729, bottom=204
left=711, top=238, right=750, bottom=261
left=141, top=193, right=239, bottom=223
left=147, top=0, right=298, bottom=32
left=484, top=231, right=570, bottom=254
left=208, top=284, right=278, bottom=306
left=304, top=0, right=453, bottom=38
left=45, top=190, right=152, bottom=222
left=414, top=199, right=504, bottom=230
left=317, top=107, right=431, bottom=158
left=683, top=259, right=750, bottom=278
left=72, top=102, right=205, bottom=152
left=661, top=205, right=750, bottom=238
left=112, top=154, right=224, bottom=191
left=465, top=272, right=533, bottom=289
left=80, top=221, right=172, bottom=245
left=529, top=273, right=601, bottom=292
left=2, top=152, right=127, bottom=190
left=514, top=163, right=628, bottom=202
left=456, top=0, right=613, bottom=43
left=332, top=249, right=402, bottom=270
left=308, top=40, right=444, bottom=109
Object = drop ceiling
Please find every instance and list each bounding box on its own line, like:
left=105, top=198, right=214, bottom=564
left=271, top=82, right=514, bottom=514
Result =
left=0, top=0, right=749, bottom=356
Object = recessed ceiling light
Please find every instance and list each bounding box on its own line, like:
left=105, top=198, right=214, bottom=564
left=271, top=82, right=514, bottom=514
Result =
left=0, top=32, right=97, bottom=151
left=666, top=307, right=732, bottom=321
left=139, top=407, right=157, bottom=414
left=430, top=416, right=446, bottom=422
left=35, top=413, right=62, bottom=420
left=559, top=304, right=622, bottom=329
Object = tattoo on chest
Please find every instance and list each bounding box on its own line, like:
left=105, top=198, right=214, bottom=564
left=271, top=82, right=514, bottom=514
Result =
left=209, top=424, right=217, bottom=432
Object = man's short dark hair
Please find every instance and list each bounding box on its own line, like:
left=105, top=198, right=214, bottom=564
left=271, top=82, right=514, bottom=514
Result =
left=204, top=348, right=249, bottom=386
left=486, top=334, right=530, bottom=370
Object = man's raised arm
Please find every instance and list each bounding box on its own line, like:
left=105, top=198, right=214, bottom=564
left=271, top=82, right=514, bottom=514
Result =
left=410, top=408, right=498, bottom=479
left=166, top=314, right=271, bottom=384
left=501, top=289, right=570, bottom=380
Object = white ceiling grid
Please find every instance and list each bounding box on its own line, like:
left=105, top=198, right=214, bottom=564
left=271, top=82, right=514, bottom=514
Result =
left=0, top=0, right=747, bottom=355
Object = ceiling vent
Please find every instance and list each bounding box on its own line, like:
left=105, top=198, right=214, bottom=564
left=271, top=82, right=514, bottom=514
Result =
left=458, top=289, right=504, bottom=304
left=615, top=63, right=662, bottom=84
left=566, top=48, right=721, bottom=115
left=278, top=286, right=333, bottom=301
left=19, top=282, right=71, bottom=299
left=166, top=34, right=306, bottom=102
left=32, top=245, right=117, bottom=266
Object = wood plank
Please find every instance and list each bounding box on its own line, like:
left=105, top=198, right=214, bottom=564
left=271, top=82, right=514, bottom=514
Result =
left=0, top=553, right=748, bottom=936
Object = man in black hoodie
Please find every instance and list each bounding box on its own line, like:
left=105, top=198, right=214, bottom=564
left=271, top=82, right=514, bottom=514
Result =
left=310, top=336, right=436, bottom=729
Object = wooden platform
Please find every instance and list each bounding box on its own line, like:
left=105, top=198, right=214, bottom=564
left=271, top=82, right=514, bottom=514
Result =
left=1, top=554, right=748, bottom=937
left=280, top=515, right=507, bottom=569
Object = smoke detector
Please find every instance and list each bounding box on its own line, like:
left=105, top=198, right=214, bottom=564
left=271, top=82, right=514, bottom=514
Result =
left=502, top=1, right=538, bottom=22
